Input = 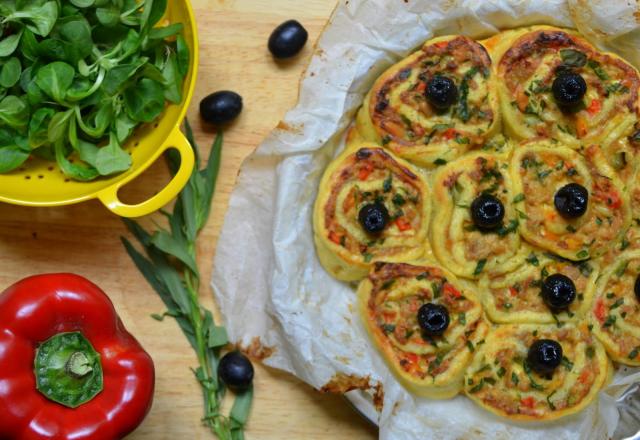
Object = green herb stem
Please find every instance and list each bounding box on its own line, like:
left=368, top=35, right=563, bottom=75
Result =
left=122, top=123, right=251, bottom=439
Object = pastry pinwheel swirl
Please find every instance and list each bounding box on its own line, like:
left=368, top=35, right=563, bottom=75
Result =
left=356, top=35, right=500, bottom=168
left=510, top=140, right=631, bottom=261
left=313, top=145, right=431, bottom=281
left=478, top=248, right=599, bottom=324
left=464, top=323, right=609, bottom=421
left=589, top=250, right=640, bottom=365
left=431, top=150, right=528, bottom=279
left=494, top=26, right=640, bottom=175
left=358, top=262, right=489, bottom=398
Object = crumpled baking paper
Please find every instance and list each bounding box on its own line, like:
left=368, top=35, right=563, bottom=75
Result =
left=211, top=1, right=640, bottom=438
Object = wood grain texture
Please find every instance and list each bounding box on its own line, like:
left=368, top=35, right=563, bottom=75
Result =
left=0, top=0, right=377, bottom=438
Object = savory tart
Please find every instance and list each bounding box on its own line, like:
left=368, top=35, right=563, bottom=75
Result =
left=492, top=25, right=640, bottom=178
left=356, top=35, right=500, bottom=168
left=510, top=140, right=631, bottom=261
left=431, top=149, right=528, bottom=279
left=478, top=248, right=599, bottom=324
left=358, top=262, right=489, bottom=398
left=464, top=323, right=609, bottom=421
left=589, top=250, right=640, bottom=366
left=313, top=144, right=431, bottom=281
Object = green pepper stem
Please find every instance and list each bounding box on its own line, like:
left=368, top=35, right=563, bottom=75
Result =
left=66, top=352, right=94, bottom=378
left=34, top=331, right=103, bottom=408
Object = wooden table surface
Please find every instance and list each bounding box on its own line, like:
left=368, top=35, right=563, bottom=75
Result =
left=0, top=0, right=378, bottom=438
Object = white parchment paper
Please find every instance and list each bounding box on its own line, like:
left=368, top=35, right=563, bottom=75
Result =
left=212, top=1, right=640, bottom=438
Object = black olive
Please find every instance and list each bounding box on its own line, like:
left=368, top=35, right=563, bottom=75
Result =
left=218, top=351, right=254, bottom=392
left=268, top=20, right=308, bottom=59
left=635, top=274, right=640, bottom=302
left=358, top=203, right=389, bottom=234
left=541, top=273, right=576, bottom=310
left=417, top=303, right=450, bottom=336
left=554, top=183, right=588, bottom=218
left=200, top=91, right=243, bottom=124
left=527, top=339, right=563, bottom=375
left=552, top=73, right=587, bottom=107
left=470, top=194, right=505, bottom=230
left=425, top=76, right=458, bottom=110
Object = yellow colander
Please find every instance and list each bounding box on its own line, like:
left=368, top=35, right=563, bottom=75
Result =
left=0, top=0, right=198, bottom=218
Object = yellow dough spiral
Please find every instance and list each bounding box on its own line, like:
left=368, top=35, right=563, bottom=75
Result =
left=493, top=25, right=640, bottom=179
left=358, top=262, right=489, bottom=398
left=464, top=323, right=609, bottom=421
left=478, top=248, right=599, bottom=324
left=510, top=140, right=631, bottom=261
left=313, top=144, right=431, bottom=281
left=356, top=35, right=500, bottom=168
left=590, top=249, right=640, bottom=366
left=431, top=149, right=528, bottom=279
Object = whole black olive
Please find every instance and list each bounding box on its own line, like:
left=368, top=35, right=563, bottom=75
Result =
left=268, top=20, right=308, bottom=59
left=417, top=303, right=450, bottom=336
left=554, top=183, right=588, bottom=218
left=552, top=73, right=587, bottom=107
left=470, top=194, right=505, bottom=230
left=635, top=274, right=640, bottom=302
left=541, top=273, right=576, bottom=310
left=425, top=76, right=458, bottom=110
left=200, top=91, right=243, bottom=124
left=527, top=339, right=563, bottom=375
left=358, top=203, right=389, bottom=234
left=218, top=351, right=254, bottom=392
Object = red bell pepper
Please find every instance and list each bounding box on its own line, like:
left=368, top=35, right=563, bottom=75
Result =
left=0, top=274, right=155, bottom=440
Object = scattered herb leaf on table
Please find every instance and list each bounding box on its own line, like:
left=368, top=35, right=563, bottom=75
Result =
left=121, top=120, right=253, bottom=440
left=0, top=0, right=188, bottom=180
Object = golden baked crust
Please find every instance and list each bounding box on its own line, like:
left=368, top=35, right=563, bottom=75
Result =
left=589, top=249, right=640, bottom=365
left=478, top=248, right=599, bottom=324
left=356, top=35, right=500, bottom=168
left=464, top=323, right=609, bottom=421
left=493, top=25, right=640, bottom=179
left=431, top=148, right=528, bottom=279
left=510, top=140, right=631, bottom=261
left=358, top=262, right=489, bottom=398
left=313, top=144, right=431, bottom=281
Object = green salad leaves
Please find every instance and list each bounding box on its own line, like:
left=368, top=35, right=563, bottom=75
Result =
left=0, top=0, right=188, bottom=180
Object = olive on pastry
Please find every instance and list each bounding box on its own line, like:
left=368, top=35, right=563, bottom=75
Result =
left=635, top=274, right=640, bottom=302
left=470, top=194, right=505, bottom=230
left=425, top=76, right=458, bottom=110
left=358, top=202, right=389, bottom=234
left=541, top=274, right=576, bottom=310
left=554, top=183, right=588, bottom=218
left=527, top=339, right=563, bottom=375
left=552, top=73, right=587, bottom=107
left=417, top=303, right=450, bottom=336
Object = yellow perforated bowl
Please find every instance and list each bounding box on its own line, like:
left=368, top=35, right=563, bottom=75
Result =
left=0, top=0, right=198, bottom=218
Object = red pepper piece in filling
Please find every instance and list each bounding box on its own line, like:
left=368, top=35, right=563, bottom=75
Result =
left=358, top=162, right=374, bottom=180
left=594, top=298, right=606, bottom=322
left=395, top=217, right=412, bottom=231
left=521, top=396, right=536, bottom=408
left=0, top=274, right=155, bottom=440
left=443, top=283, right=462, bottom=299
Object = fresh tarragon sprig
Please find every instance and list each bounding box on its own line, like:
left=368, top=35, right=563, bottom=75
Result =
left=121, top=120, right=252, bottom=440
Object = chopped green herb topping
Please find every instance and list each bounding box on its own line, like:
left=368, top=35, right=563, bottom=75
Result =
left=513, top=193, right=525, bottom=203
left=383, top=176, right=392, bottom=192
left=473, top=259, right=487, bottom=276
left=382, top=324, right=396, bottom=334
left=526, top=254, right=539, bottom=266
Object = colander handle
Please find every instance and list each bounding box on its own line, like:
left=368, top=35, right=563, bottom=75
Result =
left=97, top=129, right=195, bottom=218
